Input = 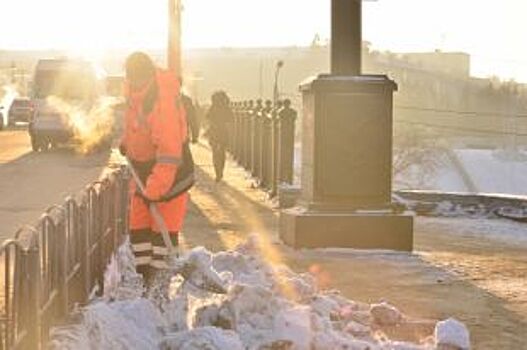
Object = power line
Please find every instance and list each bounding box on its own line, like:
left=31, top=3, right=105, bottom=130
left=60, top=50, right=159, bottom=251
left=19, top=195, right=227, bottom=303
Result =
left=395, top=104, right=527, bottom=119
left=470, top=54, right=527, bottom=67
left=395, top=119, right=527, bottom=137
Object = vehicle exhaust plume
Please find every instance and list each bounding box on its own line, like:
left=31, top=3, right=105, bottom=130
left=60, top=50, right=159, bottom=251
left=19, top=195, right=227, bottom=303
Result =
left=46, top=96, right=117, bottom=154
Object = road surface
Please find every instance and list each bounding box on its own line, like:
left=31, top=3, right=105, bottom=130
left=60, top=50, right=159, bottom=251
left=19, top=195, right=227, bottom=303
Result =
left=0, top=129, right=110, bottom=242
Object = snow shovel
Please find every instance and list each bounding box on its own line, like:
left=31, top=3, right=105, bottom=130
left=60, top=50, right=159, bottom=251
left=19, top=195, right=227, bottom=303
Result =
left=126, top=157, right=178, bottom=260
left=125, top=157, right=227, bottom=294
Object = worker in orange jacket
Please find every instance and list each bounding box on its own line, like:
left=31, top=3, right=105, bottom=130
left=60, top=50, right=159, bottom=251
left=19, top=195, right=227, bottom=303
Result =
left=121, top=52, right=193, bottom=277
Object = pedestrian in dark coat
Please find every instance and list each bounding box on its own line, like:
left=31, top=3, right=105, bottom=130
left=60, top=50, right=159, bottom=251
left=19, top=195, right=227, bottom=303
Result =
left=178, top=77, right=200, bottom=143
left=206, top=91, right=233, bottom=182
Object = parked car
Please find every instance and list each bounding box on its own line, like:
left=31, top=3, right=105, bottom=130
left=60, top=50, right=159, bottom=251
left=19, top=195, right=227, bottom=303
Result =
left=8, top=97, right=33, bottom=126
left=29, top=58, right=106, bottom=151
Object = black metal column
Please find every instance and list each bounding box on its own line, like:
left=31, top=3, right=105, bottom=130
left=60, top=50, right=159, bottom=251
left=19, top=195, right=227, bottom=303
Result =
left=331, top=0, right=361, bottom=75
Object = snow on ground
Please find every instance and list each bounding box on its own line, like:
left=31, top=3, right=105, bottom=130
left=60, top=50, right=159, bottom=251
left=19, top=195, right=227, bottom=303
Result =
left=432, top=159, right=468, bottom=193
left=296, top=141, right=527, bottom=198
left=394, top=147, right=527, bottom=196
left=394, top=153, right=468, bottom=193
left=456, top=149, right=527, bottom=195
left=49, top=235, right=470, bottom=350
left=418, top=216, right=527, bottom=247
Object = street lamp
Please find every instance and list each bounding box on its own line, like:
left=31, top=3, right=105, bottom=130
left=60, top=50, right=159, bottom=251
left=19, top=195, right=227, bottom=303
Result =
left=273, top=60, right=284, bottom=104
left=168, top=0, right=182, bottom=75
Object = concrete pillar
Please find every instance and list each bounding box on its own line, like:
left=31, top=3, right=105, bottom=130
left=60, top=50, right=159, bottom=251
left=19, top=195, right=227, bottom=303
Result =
left=279, top=0, right=413, bottom=251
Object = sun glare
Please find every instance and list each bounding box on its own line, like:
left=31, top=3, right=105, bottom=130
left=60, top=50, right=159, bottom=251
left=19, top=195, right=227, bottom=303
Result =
left=1, top=0, right=527, bottom=81
left=66, top=47, right=106, bottom=66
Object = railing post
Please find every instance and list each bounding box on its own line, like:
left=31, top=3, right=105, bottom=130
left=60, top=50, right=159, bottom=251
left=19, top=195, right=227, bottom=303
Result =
left=122, top=167, right=130, bottom=239
left=270, top=103, right=281, bottom=197
left=57, top=207, right=69, bottom=320
left=243, top=102, right=253, bottom=171
left=239, top=104, right=245, bottom=167
left=85, top=188, right=96, bottom=298
left=255, top=110, right=264, bottom=182
left=278, top=105, right=297, bottom=185
left=250, top=107, right=258, bottom=176
left=3, top=245, right=11, bottom=350
left=227, top=103, right=235, bottom=154
left=237, top=102, right=244, bottom=164
left=27, top=242, right=41, bottom=350
left=261, top=111, right=272, bottom=190
left=98, top=182, right=110, bottom=290
left=115, top=168, right=126, bottom=242
left=112, top=175, right=120, bottom=249
left=66, top=198, right=84, bottom=311
left=79, top=200, right=88, bottom=302
left=231, top=103, right=238, bottom=161
left=39, top=214, right=59, bottom=347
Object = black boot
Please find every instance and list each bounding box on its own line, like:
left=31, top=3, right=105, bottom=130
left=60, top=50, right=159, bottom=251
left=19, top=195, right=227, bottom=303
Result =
left=130, top=229, right=153, bottom=287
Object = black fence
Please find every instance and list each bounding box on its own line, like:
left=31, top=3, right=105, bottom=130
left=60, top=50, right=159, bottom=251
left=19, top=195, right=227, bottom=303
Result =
left=230, top=101, right=296, bottom=197
left=0, top=166, right=129, bottom=349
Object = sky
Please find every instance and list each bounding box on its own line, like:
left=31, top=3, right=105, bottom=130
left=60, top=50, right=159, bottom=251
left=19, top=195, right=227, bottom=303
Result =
left=1, top=0, right=527, bottom=81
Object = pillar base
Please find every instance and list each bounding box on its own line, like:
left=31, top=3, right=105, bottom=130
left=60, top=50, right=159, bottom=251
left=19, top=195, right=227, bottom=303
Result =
left=280, top=206, right=413, bottom=251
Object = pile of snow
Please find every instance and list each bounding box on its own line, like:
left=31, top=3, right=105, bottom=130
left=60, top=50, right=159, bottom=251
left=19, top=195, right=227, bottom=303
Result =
left=394, top=147, right=527, bottom=196
left=434, top=318, right=470, bottom=350
left=418, top=200, right=490, bottom=218
left=50, top=235, right=470, bottom=350
left=456, top=149, right=527, bottom=195
left=400, top=197, right=527, bottom=223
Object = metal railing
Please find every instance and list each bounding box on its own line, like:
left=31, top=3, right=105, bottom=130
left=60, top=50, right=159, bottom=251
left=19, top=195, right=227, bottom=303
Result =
left=230, top=101, right=296, bottom=197
left=0, top=166, right=129, bottom=349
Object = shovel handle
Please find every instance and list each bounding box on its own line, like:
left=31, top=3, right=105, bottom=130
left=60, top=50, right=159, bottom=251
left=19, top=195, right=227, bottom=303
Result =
left=126, top=157, right=175, bottom=256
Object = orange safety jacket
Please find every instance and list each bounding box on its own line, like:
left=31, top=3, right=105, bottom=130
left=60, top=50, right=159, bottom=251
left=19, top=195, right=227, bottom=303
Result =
left=122, top=69, right=192, bottom=201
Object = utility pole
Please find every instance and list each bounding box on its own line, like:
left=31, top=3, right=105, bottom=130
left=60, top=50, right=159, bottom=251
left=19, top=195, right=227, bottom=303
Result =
left=168, top=0, right=182, bottom=76
left=259, top=59, right=263, bottom=99
left=10, top=61, right=17, bottom=84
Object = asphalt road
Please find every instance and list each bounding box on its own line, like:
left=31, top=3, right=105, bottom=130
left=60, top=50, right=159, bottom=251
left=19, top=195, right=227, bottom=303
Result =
left=0, top=129, right=110, bottom=242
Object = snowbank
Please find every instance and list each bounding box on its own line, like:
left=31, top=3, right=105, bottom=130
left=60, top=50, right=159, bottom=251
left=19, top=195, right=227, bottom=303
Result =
left=50, top=235, right=470, bottom=350
left=394, top=147, right=527, bottom=196
left=456, top=149, right=527, bottom=195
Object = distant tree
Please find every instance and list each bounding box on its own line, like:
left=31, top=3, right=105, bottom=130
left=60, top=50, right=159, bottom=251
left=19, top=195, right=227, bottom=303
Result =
left=393, top=124, right=448, bottom=189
